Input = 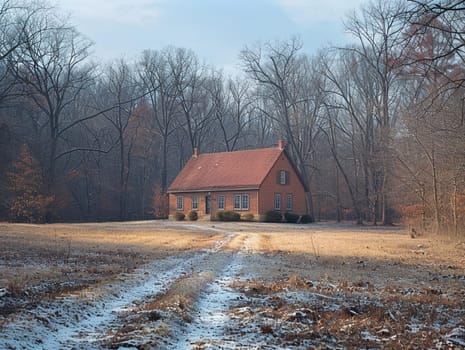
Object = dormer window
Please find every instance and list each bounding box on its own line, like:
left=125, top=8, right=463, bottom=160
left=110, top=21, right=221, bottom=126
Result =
left=278, top=170, right=290, bottom=185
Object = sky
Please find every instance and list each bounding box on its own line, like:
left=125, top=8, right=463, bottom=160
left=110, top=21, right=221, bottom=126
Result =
left=57, top=0, right=367, bottom=75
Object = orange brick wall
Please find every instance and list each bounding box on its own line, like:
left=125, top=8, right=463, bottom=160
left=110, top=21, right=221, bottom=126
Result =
left=210, top=190, right=258, bottom=218
left=258, top=153, right=307, bottom=216
left=169, top=190, right=259, bottom=219
left=169, top=192, right=210, bottom=216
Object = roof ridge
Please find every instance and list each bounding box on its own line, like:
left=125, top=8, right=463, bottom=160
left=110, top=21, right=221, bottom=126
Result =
left=196, top=146, right=280, bottom=157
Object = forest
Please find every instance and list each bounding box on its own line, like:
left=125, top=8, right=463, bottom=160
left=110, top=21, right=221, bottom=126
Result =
left=0, top=0, right=464, bottom=235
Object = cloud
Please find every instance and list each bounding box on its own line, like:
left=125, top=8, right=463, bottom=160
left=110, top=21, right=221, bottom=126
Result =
left=58, top=0, right=162, bottom=27
left=276, top=0, right=365, bottom=24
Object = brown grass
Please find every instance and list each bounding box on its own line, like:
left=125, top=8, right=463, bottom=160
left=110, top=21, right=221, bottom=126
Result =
left=0, top=221, right=222, bottom=315
left=1, top=221, right=463, bottom=348
left=230, top=228, right=465, bottom=268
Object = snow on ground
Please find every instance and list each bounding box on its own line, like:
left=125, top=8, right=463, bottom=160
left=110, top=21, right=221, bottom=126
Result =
left=1, top=254, right=192, bottom=349
left=0, top=231, right=234, bottom=350
left=173, top=253, right=245, bottom=349
left=1, top=221, right=465, bottom=349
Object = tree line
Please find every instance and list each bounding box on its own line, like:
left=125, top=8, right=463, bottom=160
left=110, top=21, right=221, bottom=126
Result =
left=0, top=0, right=464, bottom=235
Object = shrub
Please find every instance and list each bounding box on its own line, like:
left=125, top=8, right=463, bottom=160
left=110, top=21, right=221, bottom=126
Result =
left=241, top=213, right=254, bottom=221
left=187, top=210, right=198, bottom=221
left=284, top=212, right=300, bottom=223
left=264, top=210, right=282, bottom=223
left=174, top=212, right=185, bottom=221
left=300, top=214, right=313, bottom=224
left=216, top=210, right=240, bottom=221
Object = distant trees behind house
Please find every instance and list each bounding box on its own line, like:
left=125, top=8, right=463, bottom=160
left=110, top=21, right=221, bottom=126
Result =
left=1, top=0, right=465, bottom=235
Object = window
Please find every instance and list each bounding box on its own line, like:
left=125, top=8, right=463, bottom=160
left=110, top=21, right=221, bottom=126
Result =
left=176, top=196, right=184, bottom=210
left=234, top=194, right=249, bottom=210
left=286, top=193, right=293, bottom=211
left=241, top=194, right=249, bottom=210
left=278, top=170, right=290, bottom=185
left=191, top=195, right=198, bottom=210
left=234, top=195, right=241, bottom=210
left=218, top=195, right=225, bottom=210
left=274, top=193, right=281, bottom=210
left=280, top=170, right=286, bottom=184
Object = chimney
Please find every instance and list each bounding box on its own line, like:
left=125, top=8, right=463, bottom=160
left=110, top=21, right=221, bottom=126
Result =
left=278, top=139, right=285, bottom=150
left=193, top=147, right=199, bottom=158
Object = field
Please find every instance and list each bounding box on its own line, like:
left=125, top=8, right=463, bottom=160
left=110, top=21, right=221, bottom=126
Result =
left=0, top=221, right=464, bottom=349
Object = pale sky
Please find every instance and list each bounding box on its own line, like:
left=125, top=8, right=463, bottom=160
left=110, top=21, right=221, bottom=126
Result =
left=56, top=0, right=367, bottom=75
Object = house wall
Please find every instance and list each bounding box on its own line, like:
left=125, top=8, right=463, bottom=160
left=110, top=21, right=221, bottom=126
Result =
left=258, top=153, right=307, bottom=219
left=169, top=190, right=260, bottom=220
left=169, top=192, right=210, bottom=218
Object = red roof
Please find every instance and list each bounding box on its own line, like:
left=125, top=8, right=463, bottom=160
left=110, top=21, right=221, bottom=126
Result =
left=167, top=147, right=283, bottom=192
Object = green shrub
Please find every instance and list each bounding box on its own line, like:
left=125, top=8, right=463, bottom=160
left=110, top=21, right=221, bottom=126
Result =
left=216, top=210, right=240, bottom=221
left=264, top=210, right=282, bottom=223
left=187, top=210, right=198, bottom=221
left=300, top=214, right=313, bottom=224
left=284, top=212, right=300, bottom=223
left=241, top=213, right=254, bottom=221
left=174, top=212, right=185, bottom=221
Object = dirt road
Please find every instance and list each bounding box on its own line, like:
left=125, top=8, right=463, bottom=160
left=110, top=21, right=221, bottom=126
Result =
left=1, top=221, right=464, bottom=349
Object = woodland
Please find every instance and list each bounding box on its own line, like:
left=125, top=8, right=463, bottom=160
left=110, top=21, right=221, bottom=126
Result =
left=0, top=0, right=464, bottom=235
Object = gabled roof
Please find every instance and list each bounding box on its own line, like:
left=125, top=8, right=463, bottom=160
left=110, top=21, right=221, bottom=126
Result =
left=167, top=147, right=284, bottom=193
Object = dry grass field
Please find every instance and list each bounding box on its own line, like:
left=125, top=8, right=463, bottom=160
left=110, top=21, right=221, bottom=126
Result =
left=0, top=221, right=464, bottom=349
left=0, top=221, right=221, bottom=316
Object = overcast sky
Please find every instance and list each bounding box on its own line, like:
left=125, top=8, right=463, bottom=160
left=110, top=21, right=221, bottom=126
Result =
left=57, top=0, right=367, bottom=75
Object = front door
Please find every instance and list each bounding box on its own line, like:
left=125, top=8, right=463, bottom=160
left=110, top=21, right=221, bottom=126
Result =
left=205, top=195, right=211, bottom=215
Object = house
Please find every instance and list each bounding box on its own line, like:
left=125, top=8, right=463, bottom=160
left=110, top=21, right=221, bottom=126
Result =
left=167, top=140, right=308, bottom=221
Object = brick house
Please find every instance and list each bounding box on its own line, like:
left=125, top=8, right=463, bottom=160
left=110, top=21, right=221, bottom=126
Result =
left=167, top=140, right=308, bottom=221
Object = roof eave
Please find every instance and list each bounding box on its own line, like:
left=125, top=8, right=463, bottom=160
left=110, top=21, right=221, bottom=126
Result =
left=167, top=186, right=260, bottom=194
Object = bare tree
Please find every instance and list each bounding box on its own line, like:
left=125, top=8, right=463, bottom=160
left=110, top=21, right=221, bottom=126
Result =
left=407, top=0, right=465, bottom=73
left=99, top=59, right=140, bottom=220
left=138, top=49, right=180, bottom=193
left=343, top=0, right=408, bottom=224
left=10, top=13, right=95, bottom=192
left=0, top=0, right=51, bottom=104
left=240, top=37, right=326, bottom=217
left=166, top=47, right=214, bottom=154
left=208, top=71, right=253, bottom=151
left=397, top=21, right=465, bottom=233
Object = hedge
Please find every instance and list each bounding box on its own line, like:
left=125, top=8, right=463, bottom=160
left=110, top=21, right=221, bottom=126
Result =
left=284, top=212, right=300, bottom=223
left=216, top=211, right=241, bottom=221
left=264, top=210, right=282, bottom=223
left=187, top=210, right=198, bottom=221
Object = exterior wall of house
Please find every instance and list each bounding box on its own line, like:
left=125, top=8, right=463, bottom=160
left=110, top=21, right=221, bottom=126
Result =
left=258, top=153, right=307, bottom=220
left=169, top=192, right=210, bottom=219
left=169, top=190, right=260, bottom=220
left=210, top=190, right=258, bottom=220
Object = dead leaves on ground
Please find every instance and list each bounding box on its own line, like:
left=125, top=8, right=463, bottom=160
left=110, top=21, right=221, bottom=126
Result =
left=228, top=274, right=465, bottom=349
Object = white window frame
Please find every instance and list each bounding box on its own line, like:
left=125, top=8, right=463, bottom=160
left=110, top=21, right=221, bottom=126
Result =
left=274, top=193, right=281, bottom=211
left=218, top=195, right=225, bottom=210
left=286, top=193, right=293, bottom=211
left=233, top=194, right=249, bottom=211
left=191, top=195, right=198, bottom=210
left=176, top=196, right=184, bottom=211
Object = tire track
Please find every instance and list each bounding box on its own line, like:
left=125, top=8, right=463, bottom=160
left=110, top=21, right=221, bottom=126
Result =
left=171, top=232, right=256, bottom=349
left=0, top=230, right=235, bottom=350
